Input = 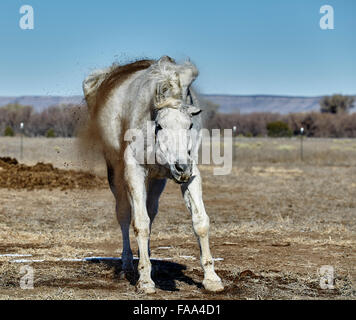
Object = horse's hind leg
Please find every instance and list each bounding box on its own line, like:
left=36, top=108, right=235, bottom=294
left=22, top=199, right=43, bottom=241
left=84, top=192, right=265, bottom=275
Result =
left=116, top=196, right=134, bottom=274
left=146, top=179, right=167, bottom=256
left=107, top=161, right=134, bottom=274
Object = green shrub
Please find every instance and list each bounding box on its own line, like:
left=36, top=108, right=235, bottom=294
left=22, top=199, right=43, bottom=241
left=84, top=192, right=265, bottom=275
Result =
left=4, top=126, right=14, bottom=137
left=267, top=121, right=292, bottom=137
left=46, top=128, right=56, bottom=138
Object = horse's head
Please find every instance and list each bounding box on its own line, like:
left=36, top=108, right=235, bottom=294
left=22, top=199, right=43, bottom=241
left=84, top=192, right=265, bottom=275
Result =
left=149, top=56, right=201, bottom=183
left=153, top=98, right=201, bottom=184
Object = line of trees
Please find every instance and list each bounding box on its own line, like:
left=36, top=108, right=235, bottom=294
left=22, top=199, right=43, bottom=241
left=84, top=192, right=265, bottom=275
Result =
left=208, top=112, right=356, bottom=137
left=0, top=103, right=84, bottom=137
left=207, top=94, right=356, bottom=137
left=0, top=98, right=219, bottom=138
left=0, top=94, right=355, bottom=138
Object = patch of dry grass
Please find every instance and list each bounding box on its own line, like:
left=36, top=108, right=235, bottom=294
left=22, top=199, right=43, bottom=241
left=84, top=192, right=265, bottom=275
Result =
left=0, top=137, right=355, bottom=299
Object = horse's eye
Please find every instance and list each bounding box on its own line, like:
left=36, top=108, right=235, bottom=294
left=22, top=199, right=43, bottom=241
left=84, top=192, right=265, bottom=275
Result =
left=189, top=123, right=193, bottom=130
left=155, top=123, right=162, bottom=135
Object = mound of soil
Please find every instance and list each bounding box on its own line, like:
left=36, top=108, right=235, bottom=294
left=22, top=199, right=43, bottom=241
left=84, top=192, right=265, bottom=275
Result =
left=0, top=157, right=107, bottom=190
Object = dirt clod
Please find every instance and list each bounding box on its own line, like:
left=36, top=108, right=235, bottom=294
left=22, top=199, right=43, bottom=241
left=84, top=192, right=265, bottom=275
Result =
left=0, top=157, right=106, bottom=190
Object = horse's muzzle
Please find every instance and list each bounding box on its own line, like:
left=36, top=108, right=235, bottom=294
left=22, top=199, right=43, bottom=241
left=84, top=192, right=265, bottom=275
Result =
left=170, top=162, right=192, bottom=184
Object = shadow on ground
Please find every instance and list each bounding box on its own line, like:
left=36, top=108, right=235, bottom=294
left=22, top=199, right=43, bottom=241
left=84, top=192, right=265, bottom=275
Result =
left=86, top=257, right=203, bottom=292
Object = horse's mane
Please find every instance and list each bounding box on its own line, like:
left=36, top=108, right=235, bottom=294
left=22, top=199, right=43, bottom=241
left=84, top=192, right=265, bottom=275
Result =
left=82, top=59, right=154, bottom=117
left=83, top=56, right=197, bottom=118
left=100, top=60, right=154, bottom=97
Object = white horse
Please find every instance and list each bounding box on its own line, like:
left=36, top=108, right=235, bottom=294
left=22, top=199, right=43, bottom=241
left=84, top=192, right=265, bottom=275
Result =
left=83, top=56, right=223, bottom=294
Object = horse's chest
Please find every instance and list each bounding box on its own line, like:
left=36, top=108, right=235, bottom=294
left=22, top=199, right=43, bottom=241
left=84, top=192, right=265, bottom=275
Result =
left=148, top=165, right=170, bottom=180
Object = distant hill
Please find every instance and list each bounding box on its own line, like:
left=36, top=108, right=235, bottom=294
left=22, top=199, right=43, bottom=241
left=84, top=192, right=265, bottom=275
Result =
left=205, top=95, right=324, bottom=114
left=0, top=96, right=84, bottom=112
left=0, top=94, right=355, bottom=114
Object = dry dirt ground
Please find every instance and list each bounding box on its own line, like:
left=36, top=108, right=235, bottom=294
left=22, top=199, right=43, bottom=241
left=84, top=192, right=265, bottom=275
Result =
left=0, top=137, right=355, bottom=300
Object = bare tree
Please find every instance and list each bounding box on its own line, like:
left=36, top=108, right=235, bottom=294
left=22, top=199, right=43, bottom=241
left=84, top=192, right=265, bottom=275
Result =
left=320, top=94, right=355, bottom=114
left=0, top=104, right=33, bottom=135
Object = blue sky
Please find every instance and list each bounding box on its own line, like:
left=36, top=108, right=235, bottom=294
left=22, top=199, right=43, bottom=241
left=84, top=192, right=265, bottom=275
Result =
left=0, top=0, right=355, bottom=96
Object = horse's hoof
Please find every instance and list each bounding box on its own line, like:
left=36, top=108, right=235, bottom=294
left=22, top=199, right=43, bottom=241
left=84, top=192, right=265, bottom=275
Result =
left=203, top=279, right=224, bottom=293
left=118, top=270, right=135, bottom=281
left=136, top=281, right=156, bottom=294
left=118, top=271, right=126, bottom=280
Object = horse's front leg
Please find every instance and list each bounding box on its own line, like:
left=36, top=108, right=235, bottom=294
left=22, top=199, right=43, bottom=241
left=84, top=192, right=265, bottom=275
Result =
left=124, top=152, right=155, bottom=294
left=181, top=164, right=224, bottom=292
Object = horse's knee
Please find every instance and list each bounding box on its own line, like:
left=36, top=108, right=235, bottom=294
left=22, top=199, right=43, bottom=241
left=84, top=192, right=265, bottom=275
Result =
left=132, top=216, right=150, bottom=238
left=193, top=214, right=210, bottom=237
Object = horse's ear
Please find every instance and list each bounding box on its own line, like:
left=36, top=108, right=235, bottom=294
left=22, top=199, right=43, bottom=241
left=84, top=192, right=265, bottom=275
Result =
left=158, top=56, right=175, bottom=64
left=185, top=105, right=202, bottom=116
